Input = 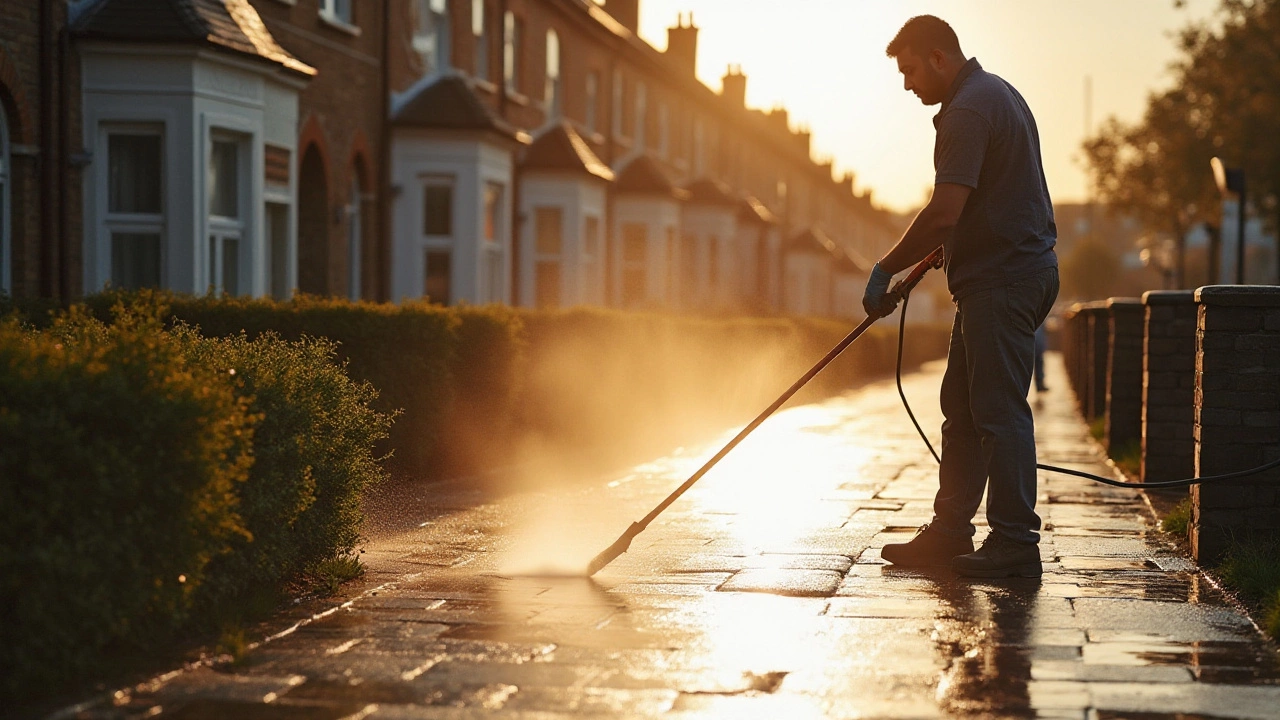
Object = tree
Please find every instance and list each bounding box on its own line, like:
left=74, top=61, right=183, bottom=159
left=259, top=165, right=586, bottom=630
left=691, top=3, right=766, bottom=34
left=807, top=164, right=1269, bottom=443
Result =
left=1083, top=0, right=1280, bottom=288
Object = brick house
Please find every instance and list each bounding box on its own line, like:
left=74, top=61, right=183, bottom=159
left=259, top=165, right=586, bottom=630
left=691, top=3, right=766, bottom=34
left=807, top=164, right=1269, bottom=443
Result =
left=7, top=0, right=898, bottom=319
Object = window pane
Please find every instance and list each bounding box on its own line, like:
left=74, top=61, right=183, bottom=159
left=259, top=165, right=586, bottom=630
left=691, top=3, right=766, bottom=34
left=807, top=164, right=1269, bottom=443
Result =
left=108, top=134, right=161, bottom=214
left=486, top=247, right=503, bottom=302
left=268, top=203, right=290, bottom=299
left=332, top=0, right=352, bottom=22
left=708, top=235, right=719, bottom=291
left=210, top=140, right=239, bottom=218
left=622, top=267, right=644, bottom=306
left=222, top=236, right=240, bottom=296
left=535, top=207, right=562, bottom=255
left=622, top=223, right=646, bottom=263
left=425, top=250, right=451, bottom=304
left=484, top=183, right=503, bottom=242
left=583, top=216, right=599, bottom=257
left=423, top=184, right=452, bottom=235
left=111, top=232, right=161, bottom=289
left=535, top=261, right=560, bottom=309
left=585, top=72, right=598, bottom=132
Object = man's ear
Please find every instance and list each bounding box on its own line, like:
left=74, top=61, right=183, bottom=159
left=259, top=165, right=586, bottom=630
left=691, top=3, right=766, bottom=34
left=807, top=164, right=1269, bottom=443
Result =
left=929, top=48, right=947, bottom=72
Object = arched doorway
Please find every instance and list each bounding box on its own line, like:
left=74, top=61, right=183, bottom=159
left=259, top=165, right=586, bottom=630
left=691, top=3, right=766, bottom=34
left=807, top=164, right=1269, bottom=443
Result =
left=297, top=143, right=329, bottom=295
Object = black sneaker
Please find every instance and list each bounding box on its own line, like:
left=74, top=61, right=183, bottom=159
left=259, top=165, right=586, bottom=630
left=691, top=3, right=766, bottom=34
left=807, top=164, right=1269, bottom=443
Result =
left=881, top=523, right=974, bottom=567
left=951, top=531, right=1042, bottom=578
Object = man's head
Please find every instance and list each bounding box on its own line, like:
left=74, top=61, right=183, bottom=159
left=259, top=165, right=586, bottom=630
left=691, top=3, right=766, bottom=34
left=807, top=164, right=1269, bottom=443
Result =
left=886, top=15, right=967, bottom=106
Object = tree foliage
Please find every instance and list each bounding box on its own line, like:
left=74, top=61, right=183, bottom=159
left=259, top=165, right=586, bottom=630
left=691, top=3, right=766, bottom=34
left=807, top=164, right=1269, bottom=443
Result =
left=1082, top=0, right=1280, bottom=287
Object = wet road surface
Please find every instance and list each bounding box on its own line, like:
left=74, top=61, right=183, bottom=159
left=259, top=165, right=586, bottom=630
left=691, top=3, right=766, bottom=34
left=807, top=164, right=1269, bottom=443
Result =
left=59, top=354, right=1280, bottom=719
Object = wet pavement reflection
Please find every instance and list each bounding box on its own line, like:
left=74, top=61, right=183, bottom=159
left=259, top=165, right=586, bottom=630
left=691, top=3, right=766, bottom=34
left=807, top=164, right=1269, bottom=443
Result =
left=62, top=355, right=1280, bottom=719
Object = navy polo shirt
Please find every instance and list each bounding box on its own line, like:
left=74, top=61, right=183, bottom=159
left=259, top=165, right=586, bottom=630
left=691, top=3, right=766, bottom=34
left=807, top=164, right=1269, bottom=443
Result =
left=933, top=58, right=1057, bottom=300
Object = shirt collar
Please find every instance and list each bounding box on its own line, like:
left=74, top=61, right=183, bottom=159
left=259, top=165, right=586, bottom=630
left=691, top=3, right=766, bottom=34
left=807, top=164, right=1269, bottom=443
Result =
left=934, top=57, right=982, bottom=125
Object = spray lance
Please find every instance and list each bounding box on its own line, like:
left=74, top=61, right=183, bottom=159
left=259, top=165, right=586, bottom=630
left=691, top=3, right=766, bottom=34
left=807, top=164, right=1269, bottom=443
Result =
left=586, top=248, right=945, bottom=576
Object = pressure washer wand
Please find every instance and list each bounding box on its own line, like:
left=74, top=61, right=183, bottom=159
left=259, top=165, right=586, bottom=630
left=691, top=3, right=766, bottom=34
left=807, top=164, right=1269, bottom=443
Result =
left=586, top=248, right=946, bottom=576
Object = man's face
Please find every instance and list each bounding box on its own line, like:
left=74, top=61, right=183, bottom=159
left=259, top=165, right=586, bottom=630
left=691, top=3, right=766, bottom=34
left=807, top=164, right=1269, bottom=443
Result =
left=896, top=49, right=947, bottom=106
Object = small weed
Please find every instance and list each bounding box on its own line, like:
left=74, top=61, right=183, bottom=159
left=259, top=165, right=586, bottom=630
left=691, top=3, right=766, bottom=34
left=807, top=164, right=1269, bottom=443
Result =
left=1161, top=497, right=1192, bottom=536
left=1216, top=537, right=1280, bottom=640
left=1088, top=417, right=1106, bottom=442
left=215, top=625, right=247, bottom=663
left=309, top=554, right=365, bottom=597
left=1110, top=439, right=1142, bottom=478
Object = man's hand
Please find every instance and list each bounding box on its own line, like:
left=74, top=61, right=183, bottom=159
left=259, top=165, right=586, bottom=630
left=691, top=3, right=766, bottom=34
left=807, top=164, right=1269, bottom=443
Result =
left=862, top=263, right=899, bottom=318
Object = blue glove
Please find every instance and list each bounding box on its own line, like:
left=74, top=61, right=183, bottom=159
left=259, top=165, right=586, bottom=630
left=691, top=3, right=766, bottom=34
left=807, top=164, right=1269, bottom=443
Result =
left=862, top=262, right=899, bottom=318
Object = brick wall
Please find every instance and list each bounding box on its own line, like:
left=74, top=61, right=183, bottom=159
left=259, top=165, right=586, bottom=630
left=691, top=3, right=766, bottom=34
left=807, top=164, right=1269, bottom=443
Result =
left=1082, top=302, right=1109, bottom=420
left=1105, top=298, right=1144, bottom=452
left=253, top=0, right=387, bottom=300
left=0, top=0, right=80, bottom=300
left=1142, top=290, right=1197, bottom=483
left=1191, top=285, right=1280, bottom=562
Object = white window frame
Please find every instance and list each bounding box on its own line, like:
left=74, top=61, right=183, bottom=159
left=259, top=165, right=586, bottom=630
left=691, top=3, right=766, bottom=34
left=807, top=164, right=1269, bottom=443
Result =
left=584, top=71, right=598, bottom=134
left=473, top=0, right=489, bottom=80
left=414, top=0, right=451, bottom=77
left=634, top=81, right=647, bottom=148
left=611, top=68, right=623, bottom=139
left=420, top=174, right=455, bottom=302
left=503, top=11, right=522, bottom=94
left=582, top=215, right=601, bottom=304
left=101, top=123, right=166, bottom=291
left=319, top=0, right=356, bottom=28
left=533, top=206, right=563, bottom=308
left=483, top=181, right=505, bottom=303
left=207, top=132, right=247, bottom=296
left=0, top=108, right=9, bottom=294
left=657, top=100, right=669, bottom=158
left=544, top=29, right=561, bottom=118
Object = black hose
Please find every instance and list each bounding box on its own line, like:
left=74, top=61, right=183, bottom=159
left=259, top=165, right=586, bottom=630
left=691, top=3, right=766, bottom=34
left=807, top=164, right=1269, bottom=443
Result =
left=892, top=293, right=1280, bottom=489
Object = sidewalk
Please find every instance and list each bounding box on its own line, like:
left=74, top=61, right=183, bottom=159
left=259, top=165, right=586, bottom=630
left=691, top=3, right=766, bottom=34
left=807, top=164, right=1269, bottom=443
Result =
left=63, top=353, right=1280, bottom=719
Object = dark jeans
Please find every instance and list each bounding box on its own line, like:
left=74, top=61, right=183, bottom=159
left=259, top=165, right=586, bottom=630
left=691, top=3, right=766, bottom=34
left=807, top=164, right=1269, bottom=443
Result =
left=932, top=267, right=1059, bottom=545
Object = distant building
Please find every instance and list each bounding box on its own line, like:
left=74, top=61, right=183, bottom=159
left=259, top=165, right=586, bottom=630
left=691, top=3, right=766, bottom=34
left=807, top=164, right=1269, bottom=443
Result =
left=3, top=0, right=900, bottom=319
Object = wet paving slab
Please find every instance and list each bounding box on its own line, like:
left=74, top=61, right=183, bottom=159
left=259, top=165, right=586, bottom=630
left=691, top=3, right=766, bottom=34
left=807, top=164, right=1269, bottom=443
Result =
left=56, top=355, right=1280, bottom=719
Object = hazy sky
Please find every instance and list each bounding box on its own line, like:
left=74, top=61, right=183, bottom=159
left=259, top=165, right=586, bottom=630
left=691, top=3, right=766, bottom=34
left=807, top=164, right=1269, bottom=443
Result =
left=636, top=0, right=1220, bottom=213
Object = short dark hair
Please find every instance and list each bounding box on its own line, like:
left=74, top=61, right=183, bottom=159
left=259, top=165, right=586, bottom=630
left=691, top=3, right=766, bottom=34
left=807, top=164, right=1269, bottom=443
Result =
left=886, top=15, right=962, bottom=59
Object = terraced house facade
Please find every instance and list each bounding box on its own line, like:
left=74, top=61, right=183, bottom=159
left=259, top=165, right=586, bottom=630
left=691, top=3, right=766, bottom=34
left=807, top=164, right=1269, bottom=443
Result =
left=1, top=0, right=899, bottom=318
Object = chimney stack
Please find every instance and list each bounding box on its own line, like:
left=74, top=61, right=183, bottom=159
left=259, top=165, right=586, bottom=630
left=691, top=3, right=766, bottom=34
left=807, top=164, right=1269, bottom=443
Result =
left=666, top=12, right=699, bottom=75
left=604, top=0, right=639, bottom=32
left=794, top=125, right=811, bottom=155
left=721, top=64, right=746, bottom=107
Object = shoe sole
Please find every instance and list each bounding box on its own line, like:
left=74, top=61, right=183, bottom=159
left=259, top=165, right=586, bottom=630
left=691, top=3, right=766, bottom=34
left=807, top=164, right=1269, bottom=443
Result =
left=953, top=562, right=1042, bottom=578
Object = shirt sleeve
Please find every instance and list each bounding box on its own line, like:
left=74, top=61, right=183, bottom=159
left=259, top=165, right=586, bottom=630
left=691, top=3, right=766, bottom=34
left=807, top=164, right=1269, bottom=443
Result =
left=934, top=108, right=990, bottom=189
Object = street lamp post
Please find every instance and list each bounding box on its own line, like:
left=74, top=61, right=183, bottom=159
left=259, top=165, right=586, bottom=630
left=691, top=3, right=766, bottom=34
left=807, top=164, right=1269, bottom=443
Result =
left=1211, top=157, right=1247, bottom=285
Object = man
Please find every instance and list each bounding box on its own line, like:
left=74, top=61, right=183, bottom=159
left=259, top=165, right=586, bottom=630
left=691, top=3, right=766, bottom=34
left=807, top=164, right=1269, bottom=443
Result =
left=863, top=16, right=1058, bottom=578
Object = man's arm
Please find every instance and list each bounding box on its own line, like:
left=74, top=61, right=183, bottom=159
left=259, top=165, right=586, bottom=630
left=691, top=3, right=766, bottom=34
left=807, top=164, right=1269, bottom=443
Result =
left=878, top=182, right=972, bottom=275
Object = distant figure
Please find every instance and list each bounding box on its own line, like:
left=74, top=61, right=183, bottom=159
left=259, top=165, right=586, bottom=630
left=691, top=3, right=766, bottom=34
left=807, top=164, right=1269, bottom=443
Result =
left=861, top=15, right=1058, bottom=579
left=1033, top=323, right=1049, bottom=392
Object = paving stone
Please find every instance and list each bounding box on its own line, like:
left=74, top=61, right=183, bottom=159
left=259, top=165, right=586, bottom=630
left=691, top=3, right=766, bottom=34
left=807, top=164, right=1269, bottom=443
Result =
left=717, top=568, right=843, bottom=596
left=46, top=355, right=1280, bottom=719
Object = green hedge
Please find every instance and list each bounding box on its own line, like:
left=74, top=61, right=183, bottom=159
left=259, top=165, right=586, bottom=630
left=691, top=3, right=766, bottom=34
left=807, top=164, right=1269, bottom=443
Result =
left=79, top=292, right=521, bottom=477
left=0, top=308, right=252, bottom=694
left=0, top=301, right=391, bottom=698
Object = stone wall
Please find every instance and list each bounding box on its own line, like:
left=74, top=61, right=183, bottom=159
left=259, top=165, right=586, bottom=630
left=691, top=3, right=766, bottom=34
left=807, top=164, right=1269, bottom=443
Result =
left=1191, top=285, right=1280, bottom=562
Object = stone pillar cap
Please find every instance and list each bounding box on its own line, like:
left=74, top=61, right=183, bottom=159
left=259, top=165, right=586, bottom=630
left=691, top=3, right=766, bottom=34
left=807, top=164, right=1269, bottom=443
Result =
left=1143, top=290, right=1197, bottom=305
left=1195, top=285, right=1280, bottom=307
left=1107, top=297, right=1144, bottom=309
